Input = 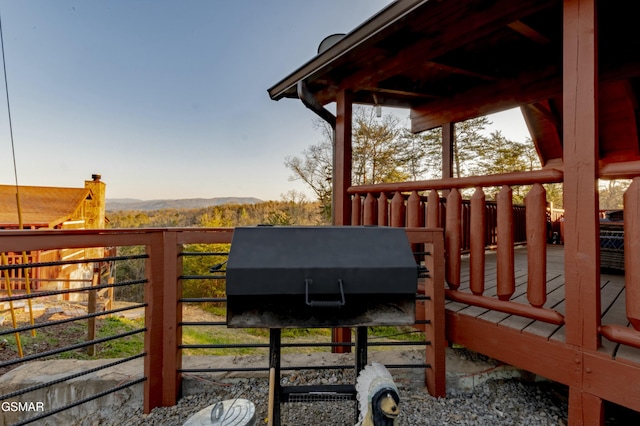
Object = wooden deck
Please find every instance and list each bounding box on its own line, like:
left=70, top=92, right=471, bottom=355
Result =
left=448, top=244, right=640, bottom=365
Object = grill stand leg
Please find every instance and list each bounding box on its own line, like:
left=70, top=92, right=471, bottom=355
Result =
left=269, top=328, right=281, bottom=426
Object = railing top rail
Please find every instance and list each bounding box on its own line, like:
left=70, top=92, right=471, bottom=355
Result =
left=348, top=168, right=564, bottom=194
left=599, top=160, right=640, bottom=180
left=0, top=227, right=234, bottom=252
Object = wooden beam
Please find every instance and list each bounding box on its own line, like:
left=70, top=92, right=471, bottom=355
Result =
left=446, top=311, right=582, bottom=386
left=425, top=61, right=498, bottom=81
left=363, top=86, right=442, bottom=100
left=562, top=0, right=600, bottom=356
left=411, top=66, right=560, bottom=132
left=528, top=101, right=561, bottom=130
left=322, top=0, right=558, bottom=101
left=507, top=20, right=552, bottom=45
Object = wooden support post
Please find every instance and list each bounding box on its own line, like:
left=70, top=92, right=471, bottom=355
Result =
left=144, top=233, right=162, bottom=413
left=563, top=0, right=603, bottom=423
left=163, top=231, right=181, bottom=407
left=442, top=123, right=454, bottom=179
left=423, top=236, right=446, bottom=398
left=563, top=0, right=601, bottom=352
left=442, top=123, right=454, bottom=198
left=87, top=267, right=99, bottom=356
left=334, top=90, right=352, bottom=226
left=569, top=388, right=604, bottom=426
left=107, top=277, right=114, bottom=312
left=333, top=90, right=353, bottom=353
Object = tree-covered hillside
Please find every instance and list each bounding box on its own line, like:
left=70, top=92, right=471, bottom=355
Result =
left=107, top=199, right=328, bottom=229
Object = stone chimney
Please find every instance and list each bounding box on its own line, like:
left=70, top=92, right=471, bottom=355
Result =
left=84, top=174, right=106, bottom=229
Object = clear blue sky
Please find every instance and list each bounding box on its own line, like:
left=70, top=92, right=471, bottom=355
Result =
left=0, top=0, right=529, bottom=201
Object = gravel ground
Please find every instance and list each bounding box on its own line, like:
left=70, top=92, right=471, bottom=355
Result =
left=82, top=369, right=571, bottom=426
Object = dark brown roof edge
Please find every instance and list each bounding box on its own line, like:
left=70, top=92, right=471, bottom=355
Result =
left=267, top=0, right=429, bottom=101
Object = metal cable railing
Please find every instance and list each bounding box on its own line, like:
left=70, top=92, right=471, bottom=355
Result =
left=177, top=246, right=434, bottom=377
left=0, top=248, right=148, bottom=425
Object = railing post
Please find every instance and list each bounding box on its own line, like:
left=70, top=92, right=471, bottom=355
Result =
left=423, top=236, right=446, bottom=398
left=526, top=184, right=547, bottom=308
left=378, top=192, right=389, bottom=226
left=445, top=188, right=461, bottom=290
left=407, top=190, right=423, bottom=228
left=167, top=232, right=183, bottom=406
left=144, top=230, right=180, bottom=412
left=351, top=194, right=362, bottom=226
left=363, top=192, right=377, bottom=225
left=496, top=185, right=515, bottom=301
left=426, top=189, right=440, bottom=228
left=391, top=192, right=405, bottom=227
left=625, top=177, right=640, bottom=330
left=144, top=231, right=164, bottom=413
left=470, top=187, right=486, bottom=296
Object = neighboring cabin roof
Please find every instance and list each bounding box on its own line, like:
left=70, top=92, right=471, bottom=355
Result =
left=0, top=185, right=90, bottom=228
left=269, top=0, right=640, bottom=167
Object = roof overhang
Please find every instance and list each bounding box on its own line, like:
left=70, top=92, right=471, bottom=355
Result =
left=267, top=0, right=428, bottom=103
left=268, top=0, right=640, bottom=165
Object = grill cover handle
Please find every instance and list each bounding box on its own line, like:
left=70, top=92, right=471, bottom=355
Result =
left=305, top=279, right=346, bottom=308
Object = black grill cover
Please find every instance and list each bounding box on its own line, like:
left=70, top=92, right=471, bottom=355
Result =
left=226, top=226, right=417, bottom=328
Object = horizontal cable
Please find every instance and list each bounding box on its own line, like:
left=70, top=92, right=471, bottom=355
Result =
left=0, top=353, right=145, bottom=401
left=0, top=303, right=147, bottom=336
left=0, top=279, right=146, bottom=303
left=0, top=328, right=145, bottom=370
left=179, top=297, right=226, bottom=303
left=180, top=274, right=226, bottom=280
left=366, top=341, right=428, bottom=347
left=180, top=321, right=226, bottom=327
left=181, top=252, right=229, bottom=257
left=179, top=343, right=269, bottom=349
left=0, top=254, right=148, bottom=272
left=179, top=364, right=356, bottom=374
left=385, top=363, right=431, bottom=370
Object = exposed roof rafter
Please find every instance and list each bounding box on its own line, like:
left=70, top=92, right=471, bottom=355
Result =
left=507, top=20, right=552, bottom=45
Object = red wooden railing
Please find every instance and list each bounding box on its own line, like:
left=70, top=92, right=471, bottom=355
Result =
left=352, top=190, right=526, bottom=252
left=348, top=168, right=566, bottom=324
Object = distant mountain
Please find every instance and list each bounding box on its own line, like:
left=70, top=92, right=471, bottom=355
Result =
left=106, top=197, right=263, bottom=211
